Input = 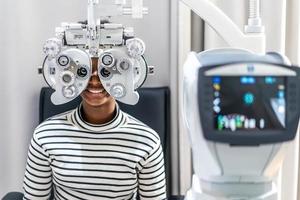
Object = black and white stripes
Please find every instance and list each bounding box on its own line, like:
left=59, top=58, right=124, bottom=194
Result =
left=23, top=105, right=166, bottom=200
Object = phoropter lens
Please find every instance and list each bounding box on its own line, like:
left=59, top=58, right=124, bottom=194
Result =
left=59, top=71, right=75, bottom=87
left=100, top=68, right=111, bottom=78
left=119, top=60, right=130, bottom=71
left=77, top=67, right=88, bottom=77
left=62, top=74, right=72, bottom=83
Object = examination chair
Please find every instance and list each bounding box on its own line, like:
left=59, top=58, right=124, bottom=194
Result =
left=3, top=87, right=184, bottom=200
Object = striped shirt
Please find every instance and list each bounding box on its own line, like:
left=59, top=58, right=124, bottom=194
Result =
left=23, top=104, right=166, bottom=200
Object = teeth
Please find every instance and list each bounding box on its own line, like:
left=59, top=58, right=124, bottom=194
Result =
left=88, top=88, right=105, bottom=94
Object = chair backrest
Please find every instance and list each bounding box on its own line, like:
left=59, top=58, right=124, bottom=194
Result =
left=39, top=87, right=171, bottom=196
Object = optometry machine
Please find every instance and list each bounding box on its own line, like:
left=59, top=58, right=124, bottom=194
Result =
left=41, top=0, right=149, bottom=105
left=183, top=48, right=300, bottom=200
left=180, top=0, right=300, bottom=199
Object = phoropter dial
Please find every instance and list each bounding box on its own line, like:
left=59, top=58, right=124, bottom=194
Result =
left=110, top=84, right=126, bottom=99
left=99, top=67, right=112, bottom=79
left=43, top=38, right=62, bottom=58
left=77, top=65, right=89, bottom=78
left=117, top=58, right=133, bottom=72
left=57, top=55, right=70, bottom=67
left=126, top=38, right=146, bottom=58
left=62, top=85, right=77, bottom=99
left=100, top=53, right=115, bottom=68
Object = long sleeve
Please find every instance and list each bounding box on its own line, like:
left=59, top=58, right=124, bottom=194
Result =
left=138, top=142, right=166, bottom=200
left=23, top=134, right=52, bottom=200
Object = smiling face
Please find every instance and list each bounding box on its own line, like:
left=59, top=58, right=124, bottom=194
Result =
left=80, top=57, right=115, bottom=107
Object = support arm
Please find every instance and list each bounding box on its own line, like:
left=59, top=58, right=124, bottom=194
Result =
left=180, top=0, right=266, bottom=54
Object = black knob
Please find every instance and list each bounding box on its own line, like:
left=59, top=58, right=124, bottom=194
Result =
left=100, top=68, right=111, bottom=78
left=57, top=55, right=70, bottom=66
left=77, top=67, right=88, bottom=77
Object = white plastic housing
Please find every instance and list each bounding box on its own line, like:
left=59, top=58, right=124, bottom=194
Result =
left=182, top=50, right=293, bottom=198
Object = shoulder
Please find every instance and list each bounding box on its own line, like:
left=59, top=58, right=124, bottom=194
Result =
left=33, top=109, right=74, bottom=138
left=122, top=112, right=162, bottom=148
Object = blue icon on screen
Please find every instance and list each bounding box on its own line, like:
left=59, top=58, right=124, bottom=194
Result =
left=241, top=76, right=256, bottom=84
left=265, top=76, right=276, bottom=84
left=241, top=77, right=248, bottom=84
left=244, top=92, right=255, bottom=105
left=213, top=76, right=221, bottom=84
left=278, top=91, right=284, bottom=99
left=248, top=77, right=255, bottom=84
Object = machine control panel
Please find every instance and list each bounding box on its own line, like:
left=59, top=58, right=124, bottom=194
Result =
left=198, top=62, right=300, bottom=145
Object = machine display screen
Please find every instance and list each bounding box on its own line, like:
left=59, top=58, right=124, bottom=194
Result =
left=212, top=76, right=286, bottom=131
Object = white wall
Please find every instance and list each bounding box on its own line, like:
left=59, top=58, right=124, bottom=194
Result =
left=0, top=0, right=173, bottom=197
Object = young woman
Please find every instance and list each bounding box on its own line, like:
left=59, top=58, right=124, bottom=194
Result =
left=23, top=58, right=166, bottom=200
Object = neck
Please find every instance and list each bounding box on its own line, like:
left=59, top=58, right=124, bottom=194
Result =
left=81, top=100, right=116, bottom=124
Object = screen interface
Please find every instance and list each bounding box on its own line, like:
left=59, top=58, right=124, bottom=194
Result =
left=212, top=76, right=286, bottom=131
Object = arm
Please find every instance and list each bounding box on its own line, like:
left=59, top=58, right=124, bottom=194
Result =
left=23, top=134, right=52, bottom=200
left=138, top=142, right=167, bottom=200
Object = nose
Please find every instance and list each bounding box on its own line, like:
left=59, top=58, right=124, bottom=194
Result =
left=91, top=57, right=98, bottom=75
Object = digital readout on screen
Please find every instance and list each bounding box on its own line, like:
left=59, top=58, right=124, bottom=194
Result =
left=212, top=76, right=286, bottom=131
